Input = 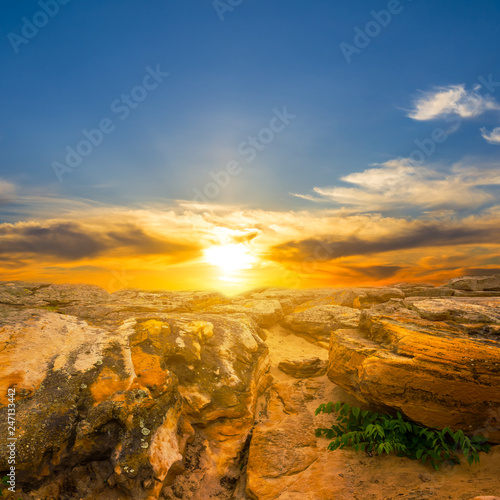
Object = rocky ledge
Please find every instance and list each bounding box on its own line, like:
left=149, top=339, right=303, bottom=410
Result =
left=0, top=276, right=499, bottom=499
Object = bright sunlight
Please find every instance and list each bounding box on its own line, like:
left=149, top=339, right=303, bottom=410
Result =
left=203, top=244, right=257, bottom=275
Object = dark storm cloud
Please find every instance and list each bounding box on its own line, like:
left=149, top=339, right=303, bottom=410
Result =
left=269, top=223, right=500, bottom=262
left=462, top=268, right=500, bottom=276
left=0, top=221, right=200, bottom=261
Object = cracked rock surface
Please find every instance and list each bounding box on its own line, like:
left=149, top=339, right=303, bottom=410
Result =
left=1, top=278, right=500, bottom=499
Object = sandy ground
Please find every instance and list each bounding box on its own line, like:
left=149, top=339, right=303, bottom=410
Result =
left=259, top=324, right=500, bottom=500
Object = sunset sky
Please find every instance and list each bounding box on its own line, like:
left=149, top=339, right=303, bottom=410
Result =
left=1, top=0, right=500, bottom=293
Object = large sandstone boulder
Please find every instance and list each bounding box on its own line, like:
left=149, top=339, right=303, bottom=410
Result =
left=403, top=287, right=456, bottom=297
left=447, top=275, right=500, bottom=292
left=408, top=298, right=500, bottom=324
left=245, top=286, right=404, bottom=314
left=278, top=358, right=327, bottom=378
left=243, top=288, right=351, bottom=314
left=327, top=298, right=500, bottom=442
left=282, top=305, right=361, bottom=347
left=0, top=284, right=270, bottom=499
left=0, top=281, right=110, bottom=308
left=246, top=378, right=351, bottom=500
left=354, top=287, right=405, bottom=306
left=201, top=299, right=284, bottom=327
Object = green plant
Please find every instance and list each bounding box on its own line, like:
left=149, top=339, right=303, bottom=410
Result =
left=315, top=402, right=491, bottom=470
left=0, top=476, right=8, bottom=497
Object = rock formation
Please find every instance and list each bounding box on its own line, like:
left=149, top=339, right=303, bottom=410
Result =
left=326, top=297, right=500, bottom=442
left=1, top=277, right=500, bottom=499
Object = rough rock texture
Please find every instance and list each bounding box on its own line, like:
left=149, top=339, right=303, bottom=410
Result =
left=246, top=324, right=500, bottom=500
left=202, top=299, right=284, bottom=328
left=0, top=282, right=270, bottom=499
left=246, top=378, right=348, bottom=500
left=327, top=298, right=500, bottom=442
left=277, top=358, right=327, bottom=378
left=2, top=278, right=500, bottom=499
left=242, top=286, right=404, bottom=313
left=447, top=274, right=500, bottom=292
left=282, top=305, right=361, bottom=347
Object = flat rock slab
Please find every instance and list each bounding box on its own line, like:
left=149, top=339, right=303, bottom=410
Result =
left=201, top=298, right=284, bottom=327
left=409, top=297, right=500, bottom=324
left=278, top=358, right=328, bottom=378
left=283, top=305, right=361, bottom=347
left=447, top=274, right=500, bottom=291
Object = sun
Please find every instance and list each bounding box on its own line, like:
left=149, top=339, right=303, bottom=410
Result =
left=203, top=244, right=256, bottom=274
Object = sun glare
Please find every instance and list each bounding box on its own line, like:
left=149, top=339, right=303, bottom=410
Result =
left=204, top=244, right=256, bottom=274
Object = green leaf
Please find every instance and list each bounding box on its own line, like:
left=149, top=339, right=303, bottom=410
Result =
left=315, top=404, right=325, bottom=416
left=316, top=401, right=491, bottom=470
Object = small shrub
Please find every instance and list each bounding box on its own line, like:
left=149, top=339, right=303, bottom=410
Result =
left=315, top=402, right=491, bottom=470
left=0, top=476, right=8, bottom=497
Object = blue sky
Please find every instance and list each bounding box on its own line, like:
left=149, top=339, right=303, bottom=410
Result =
left=1, top=0, right=499, bottom=210
left=1, top=0, right=500, bottom=290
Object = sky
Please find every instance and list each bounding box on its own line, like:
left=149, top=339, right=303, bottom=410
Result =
left=1, top=0, right=500, bottom=293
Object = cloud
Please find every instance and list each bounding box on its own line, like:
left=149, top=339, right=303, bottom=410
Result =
left=269, top=221, right=500, bottom=263
left=2, top=197, right=500, bottom=289
left=0, top=179, right=15, bottom=204
left=462, top=268, right=500, bottom=276
left=293, top=159, right=500, bottom=213
left=288, top=192, right=325, bottom=202
left=407, top=84, right=500, bottom=120
left=481, top=126, right=500, bottom=144
left=232, top=229, right=261, bottom=244
left=341, top=265, right=403, bottom=280
left=0, top=221, right=201, bottom=261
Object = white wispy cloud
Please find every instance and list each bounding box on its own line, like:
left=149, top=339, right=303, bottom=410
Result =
left=408, top=84, right=500, bottom=120
left=481, top=126, right=500, bottom=145
left=287, top=192, right=325, bottom=202
left=292, top=159, right=500, bottom=212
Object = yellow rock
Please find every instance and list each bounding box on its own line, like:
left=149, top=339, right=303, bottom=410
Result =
left=327, top=304, right=500, bottom=442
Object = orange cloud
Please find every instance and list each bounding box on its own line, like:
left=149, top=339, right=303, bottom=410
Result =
left=1, top=197, right=500, bottom=291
